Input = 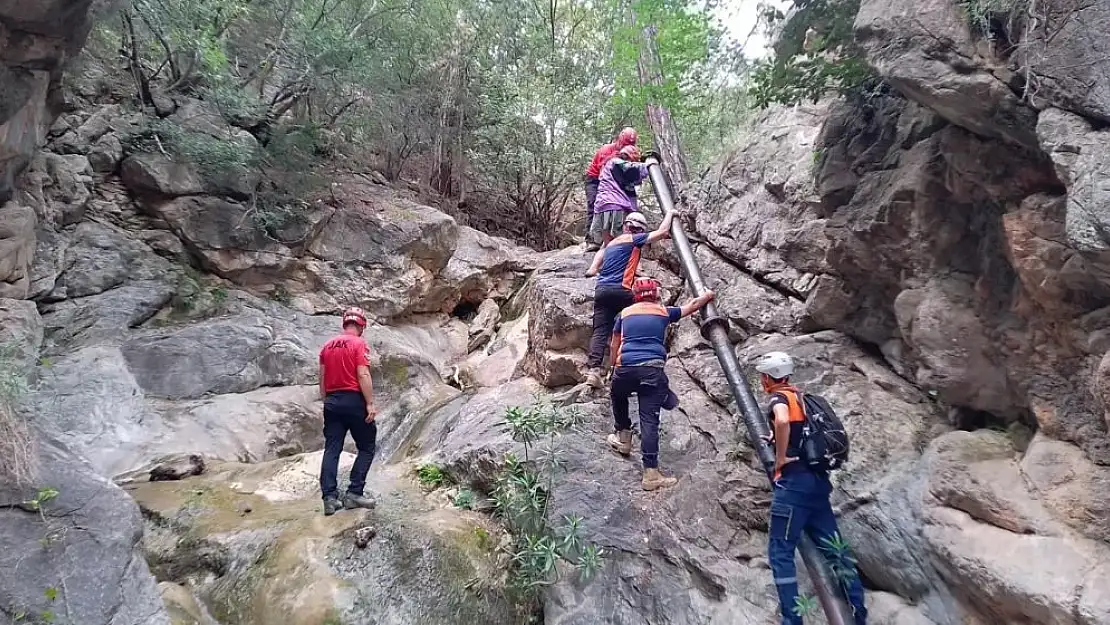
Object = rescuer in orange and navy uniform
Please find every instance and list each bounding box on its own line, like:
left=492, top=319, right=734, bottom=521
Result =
left=583, top=210, right=674, bottom=387
left=606, top=278, right=714, bottom=491
left=317, top=306, right=379, bottom=516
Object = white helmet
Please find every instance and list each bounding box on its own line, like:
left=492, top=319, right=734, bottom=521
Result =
left=755, top=351, right=794, bottom=379
left=623, top=212, right=648, bottom=230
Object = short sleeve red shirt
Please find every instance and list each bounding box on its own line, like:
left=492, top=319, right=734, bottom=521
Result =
left=319, top=334, right=371, bottom=394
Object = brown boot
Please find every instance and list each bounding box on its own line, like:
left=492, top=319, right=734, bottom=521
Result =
left=585, top=368, right=604, bottom=388
left=642, top=468, right=678, bottom=491
left=607, top=430, right=632, bottom=456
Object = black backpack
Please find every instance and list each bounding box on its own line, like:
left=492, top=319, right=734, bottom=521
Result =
left=798, top=393, right=850, bottom=471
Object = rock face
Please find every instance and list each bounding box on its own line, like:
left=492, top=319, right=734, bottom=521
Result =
left=0, top=436, right=170, bottom=625
left=0, top=0, right=98, bottom=200
left=6, top=0, right=1110, bottom=622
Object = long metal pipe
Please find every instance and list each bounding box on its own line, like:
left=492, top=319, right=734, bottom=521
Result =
left=645, top=157, right=855, bottom=625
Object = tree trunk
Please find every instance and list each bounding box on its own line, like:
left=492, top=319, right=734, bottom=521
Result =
left=637, top=24, right=690, bottom=194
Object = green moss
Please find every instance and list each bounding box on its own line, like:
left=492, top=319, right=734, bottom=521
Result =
left=379, top=356, right=410, bottom=389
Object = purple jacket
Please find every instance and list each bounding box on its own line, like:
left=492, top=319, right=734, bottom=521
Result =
left=594, top=157, right=649, bottom=213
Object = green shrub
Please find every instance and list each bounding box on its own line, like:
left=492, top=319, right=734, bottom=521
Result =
left=492, top=403, right=603, bottom=619
left=416, top=463, right=450, bottom=488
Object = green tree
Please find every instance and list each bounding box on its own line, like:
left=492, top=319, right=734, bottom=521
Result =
left=746, top=0, right=878, bottom=109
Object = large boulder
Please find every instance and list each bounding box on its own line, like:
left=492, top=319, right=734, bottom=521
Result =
left=0, top=436, right=170, bottom=625
left=45, top=221, right=175, bottom=301
left=853, top=0, right=1039, bottom=149
left=120, top=153, right=206, bottom=198
left=141, top=195, right=300, bottom=285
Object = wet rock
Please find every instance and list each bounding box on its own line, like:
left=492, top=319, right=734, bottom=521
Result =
left=129, top=453, right=516, bottom=625
left=149, top=454, right=206, bottom=481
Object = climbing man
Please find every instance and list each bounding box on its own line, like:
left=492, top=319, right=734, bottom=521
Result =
left=318, top=307, right=379, bottom=516
left=606, top=278, right=714, bottom=490
left=755, top=351, right=868, bottom=625
left=584, top=126, right=638, bottom=248
left=583, top=209, right=674, bottom=387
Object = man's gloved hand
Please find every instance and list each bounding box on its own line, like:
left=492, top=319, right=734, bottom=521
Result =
left=644, top=150, right=663, bottom=163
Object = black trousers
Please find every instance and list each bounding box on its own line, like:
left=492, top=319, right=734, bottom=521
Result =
left=319, top=391, right=377, bottom=500
left=587, top=285, right=635, bottom=368
left=584, top=177, right=600, bottom=230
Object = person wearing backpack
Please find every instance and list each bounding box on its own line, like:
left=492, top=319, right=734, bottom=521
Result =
left=755, top=351, right=867, bottom=625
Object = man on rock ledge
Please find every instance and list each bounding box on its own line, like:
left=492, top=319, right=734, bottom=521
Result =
left=318, top=306, right=379, bottom=516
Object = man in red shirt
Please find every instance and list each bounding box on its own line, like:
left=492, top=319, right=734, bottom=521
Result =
left=318, top=306, right=379, bottom=515
left=584, top=127, right=638, bottom=247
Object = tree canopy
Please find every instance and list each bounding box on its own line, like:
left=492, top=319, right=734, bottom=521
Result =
left=84, top=0, right=748, bottom=248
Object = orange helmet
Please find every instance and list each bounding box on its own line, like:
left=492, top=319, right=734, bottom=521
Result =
left=618, top=127, right=638, bottom=147
left=619, top=145, right=641, bottom=162
left=342, top=306, right=367, bottom=328
left=632, top=277, right=661, bottom=302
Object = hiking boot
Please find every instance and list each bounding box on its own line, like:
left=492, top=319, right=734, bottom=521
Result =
left=323, top=498, right=342, bottom=516
left=585, top=242, right=601, bottom=253
left=585, top=368, right=605, bottom=388
left=642, top=468, right=678, bottom=492
left=342, top=492, right=377, bottom=510
left=607, top=430, right=633, bottom=456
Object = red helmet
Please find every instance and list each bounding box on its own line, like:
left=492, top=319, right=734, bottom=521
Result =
left=619, top=145, right=641, bottom=162
left=341, top=306, right=367, bottom=328
left=632, top=277, right=661, bottom=302
left=618, top=127, right=638, bottom=147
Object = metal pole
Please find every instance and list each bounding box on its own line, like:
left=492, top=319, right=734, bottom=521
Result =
left=645, top=157, right=855, bottom=625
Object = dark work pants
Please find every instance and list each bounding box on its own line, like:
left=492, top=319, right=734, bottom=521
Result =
left=319, top=390, right=377, bottom=501
left=768, top=469, right=868, bottom=625
left=584, top=177, right=600, bottom=231
left=587, top=285, right=635, bottom=368
left=610, top=366, right=672, bottom=468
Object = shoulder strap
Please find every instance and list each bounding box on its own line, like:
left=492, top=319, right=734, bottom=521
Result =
left=776, top=389, right=807, bottom=424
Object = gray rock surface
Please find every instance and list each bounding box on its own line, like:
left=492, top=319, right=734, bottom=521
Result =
left=0, top=436, right=170, bottom=625
left=854, top=0, right=1039, bottom=149
left=0, top=203, right=36, bottom=299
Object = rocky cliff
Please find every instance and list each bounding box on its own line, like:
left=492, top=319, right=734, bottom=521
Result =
left=3, top=0, right=1110, bottom=624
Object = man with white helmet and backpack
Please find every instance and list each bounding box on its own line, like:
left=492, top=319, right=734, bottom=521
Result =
left=755, top=351, right=868, bottom=625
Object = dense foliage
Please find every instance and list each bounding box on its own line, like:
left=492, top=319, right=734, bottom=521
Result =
left=87, top=0, right=744, bottom=249
left=747, top=0, right=878, bottom=108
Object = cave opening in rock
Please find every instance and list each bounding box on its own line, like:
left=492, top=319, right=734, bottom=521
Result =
left=450, top=299, right=479, bottom=322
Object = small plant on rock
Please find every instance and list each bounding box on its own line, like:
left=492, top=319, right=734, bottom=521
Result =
left=416, top=463, right=450, bottom=489
left=492, top=402, right=603, bottom=619
left=454, top=488, right=477, bottom=510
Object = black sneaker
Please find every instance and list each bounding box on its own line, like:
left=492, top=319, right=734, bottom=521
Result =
left=342, top=492, right=376, bottom=510
left=323, top=498, right=342, bottom=516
